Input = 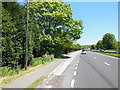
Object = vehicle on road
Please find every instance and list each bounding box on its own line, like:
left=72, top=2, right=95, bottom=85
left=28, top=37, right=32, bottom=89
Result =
left=99, top=49, right=105, bottom=52
left=81, top=49, right=87, bottom=54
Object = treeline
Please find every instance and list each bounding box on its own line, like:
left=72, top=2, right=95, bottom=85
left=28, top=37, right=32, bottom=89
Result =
left=2, top=2, right=83, bottom=69
left=90, top=33, right=119, bottom=50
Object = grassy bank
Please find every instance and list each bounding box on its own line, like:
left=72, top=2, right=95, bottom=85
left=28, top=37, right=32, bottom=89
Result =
left=25, top=76, right=47, bottom=89
left=93, top=51, right=120, bottom=58
left=105, top=49, right=119, bottom=51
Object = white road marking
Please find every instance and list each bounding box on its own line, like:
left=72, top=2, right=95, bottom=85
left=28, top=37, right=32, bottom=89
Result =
left=48, top=51, right=81, bottom=76
left=71, top=79, right=75, bottom=88
left=104, top=62, right=110, bottom=66
left=77, top=59, right=79, bottom=63
left=46, top=80, right=49, bottom=84
left=94, top=57, right=96, bottom=58
left=74, top=71, right=77, bottom=76
left=75, top=67, right=78, bottom=70
left=76, top=63, right=78, bottom=66
left=44, top=85, right=52, bottom=88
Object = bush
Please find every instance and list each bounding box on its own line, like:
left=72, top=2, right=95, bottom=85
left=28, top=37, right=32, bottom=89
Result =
left=42, top=54, right=54, bottom=63
left=0, top=67, right=16, bottom=76
left=30, top=54, right=54, bottom=66
left=30, top=57, right=42, bottom=67
left=0, top=65, right=22, bottom=77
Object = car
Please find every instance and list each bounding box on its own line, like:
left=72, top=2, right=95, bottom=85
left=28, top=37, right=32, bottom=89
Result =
left=99, top=49, right=105, bottom=52
left=81, top=49, right=87, bottom=54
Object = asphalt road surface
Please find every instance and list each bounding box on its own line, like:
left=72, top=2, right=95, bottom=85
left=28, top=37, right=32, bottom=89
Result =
left=44, top=51, right=118, bottom=88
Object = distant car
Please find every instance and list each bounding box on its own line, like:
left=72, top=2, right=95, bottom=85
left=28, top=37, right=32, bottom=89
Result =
left=99, top=49, right=105, bottom=52
left=81, top=49, right=87, bottom=54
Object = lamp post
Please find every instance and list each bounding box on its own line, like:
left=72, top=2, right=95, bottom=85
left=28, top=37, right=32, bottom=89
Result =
left=25, top=0, right=29, bottom=70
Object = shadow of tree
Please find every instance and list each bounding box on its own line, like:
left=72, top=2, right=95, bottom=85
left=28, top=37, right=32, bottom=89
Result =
left=60, top=56, right=71, bottom=59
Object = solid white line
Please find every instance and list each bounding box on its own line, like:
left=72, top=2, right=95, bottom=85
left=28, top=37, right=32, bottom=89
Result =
left=71, top=79, right=75, bottom=88
left=45, top=85, right=52, bottom=88
left=104, top=62, right=110, bottom=66
left=74, top=71, right=77, bottom=76
left=75, top=67, right=78, bottom=70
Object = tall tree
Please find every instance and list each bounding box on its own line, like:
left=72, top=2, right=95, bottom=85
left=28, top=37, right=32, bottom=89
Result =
left=102, top=33, right=117, bottom=49
left=2, top=2, right=26, bottom=68
left=90, top=44, right=96, bottom=49
left=96, top=40, right=103, bottom=49
left=28, top=1, right=83, bottom=57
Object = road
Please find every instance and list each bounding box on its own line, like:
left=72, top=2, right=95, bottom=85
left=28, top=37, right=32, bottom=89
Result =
left=40, top=51, right=118, bottom=88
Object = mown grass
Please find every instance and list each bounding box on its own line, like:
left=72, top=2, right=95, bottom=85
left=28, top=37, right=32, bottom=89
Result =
left=25, top=76, right=47, bottom=89
left=106, top=49, right=119, bottom=51
left=0, top=57, right=57, bottom=88
left=94, top=51, right=120, bottom=58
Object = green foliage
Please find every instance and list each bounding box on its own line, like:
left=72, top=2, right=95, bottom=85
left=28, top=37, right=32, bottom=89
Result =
left=96, top=40, right=103, bottom=49
left=28, top=1, right=83, bottom=57
left=30, top=54, right=54, bottom=66
left=30, top=57, right=43, bottom=67
left=2, top=1, right=83, bottom=72
left=0, top=67, right=20, bottom=76
left=118, top=42, right=120, bottom=50
left=90, top=44, right=96, bottom=49
left=2, top=2, right=26, bottom=68
left=94, top=33, right=118, bottom=50
left=102, top=33, right=117, bottom=49
left=26, top=76, right=47, bottom=88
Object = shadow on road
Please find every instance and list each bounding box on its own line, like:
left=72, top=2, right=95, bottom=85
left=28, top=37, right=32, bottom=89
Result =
left=60, top=55, right=71, bottom=59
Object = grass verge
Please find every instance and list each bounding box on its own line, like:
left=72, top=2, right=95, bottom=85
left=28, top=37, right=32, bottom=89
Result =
left=93, top=51, right=120, bottom=58
left=25, top=76, right=47, bottom=89
left=0, top=58, right=57, bottom=88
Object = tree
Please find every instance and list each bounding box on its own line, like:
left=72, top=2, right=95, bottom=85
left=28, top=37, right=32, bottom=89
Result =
left=2, top=2, right=26, bottom=68
left=102, top=33, right=117, bottom=49
left=90, top=44, right=96, bottom=49
left=1, top=1, right=84, bottom=69
left=96, top=40, right=103, bottom=49
left=28, top=1, right=83, bottom=57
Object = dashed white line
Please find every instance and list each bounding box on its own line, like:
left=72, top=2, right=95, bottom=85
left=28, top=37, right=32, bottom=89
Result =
left=70, top=79, right=75, bottom=88
left=76, top=63, right=78, bottom=66
left=94, top=57, right=96, bottom=59
left=73, top=71, right=77, bottom=76
left=75, top=67, right=78, bottom=70
left=104, top=62, right=110, bottom=66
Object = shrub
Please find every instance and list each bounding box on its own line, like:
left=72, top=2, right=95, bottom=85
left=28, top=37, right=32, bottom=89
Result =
left=30, top=54, right=54, bottom=66
left=30, top=57, right=43, bottom=67
left=0, top=67, right=15, bottom=76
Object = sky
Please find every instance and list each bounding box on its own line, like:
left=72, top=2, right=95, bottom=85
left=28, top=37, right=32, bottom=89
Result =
left=65, top=2, right=118, bottom=45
